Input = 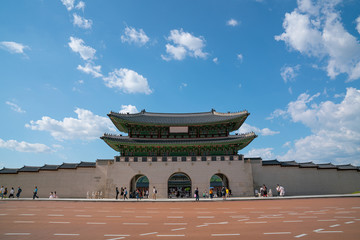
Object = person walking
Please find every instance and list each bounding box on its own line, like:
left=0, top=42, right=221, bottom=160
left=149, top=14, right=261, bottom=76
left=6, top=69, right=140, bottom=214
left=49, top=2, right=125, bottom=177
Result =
left=33, top=186, right=39, bottom=199
left=209, top=188, right=213, bottom=199
left=221, top=186, right=226, bottom=200
left=115, top=187, right=119, bottom=199
left=123, top=187, right=128, bottom=200
left=276, top=184, right=281, bottom=196
left=16, top=186, right=22, bottom=198
left=195, top=187, right=199, bottom=201
left=0, top=186, right=4, bottom=199
left=152, top=186, right=157, bottom=200
left=8, top=187, right=15, bottom=198
left=3, top=188, right=8, bottom=198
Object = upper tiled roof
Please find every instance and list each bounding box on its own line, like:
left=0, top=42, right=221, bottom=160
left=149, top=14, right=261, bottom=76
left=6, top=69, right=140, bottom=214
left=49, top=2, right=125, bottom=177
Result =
left=108, top=109, right=249, bottom=132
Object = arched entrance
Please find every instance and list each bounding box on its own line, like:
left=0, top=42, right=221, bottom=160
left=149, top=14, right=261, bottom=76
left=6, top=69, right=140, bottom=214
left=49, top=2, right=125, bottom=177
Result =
left=210, top=173, right=229, bottom=197
left=168, top=172, right=192, bottom=198
left=130, top=174, right=149, bottom=198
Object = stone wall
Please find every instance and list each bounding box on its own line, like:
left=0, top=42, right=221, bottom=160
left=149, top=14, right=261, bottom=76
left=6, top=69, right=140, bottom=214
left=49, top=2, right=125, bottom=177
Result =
left=250, top=160, right=360, bottom=196
left=0, top=167, right=96, bottom=198
left=104, top=156, right=254, bottom=198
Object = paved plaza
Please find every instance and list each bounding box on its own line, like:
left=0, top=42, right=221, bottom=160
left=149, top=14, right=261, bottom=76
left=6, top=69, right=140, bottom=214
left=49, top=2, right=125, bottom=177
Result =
left=0, top=196, right=359, bottom=239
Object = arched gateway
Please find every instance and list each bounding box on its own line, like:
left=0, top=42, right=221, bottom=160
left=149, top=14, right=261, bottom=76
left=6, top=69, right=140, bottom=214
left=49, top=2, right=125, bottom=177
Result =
left=101, top=109, right=257, bottom=197
left=130, top=174, right=149, bottom=198
left=210, top=173, right=229, bottom=196
left=168, top=172, right=192, bottom=198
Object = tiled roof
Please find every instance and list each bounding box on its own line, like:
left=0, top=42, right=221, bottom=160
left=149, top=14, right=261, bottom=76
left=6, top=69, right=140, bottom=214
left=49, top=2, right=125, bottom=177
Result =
left=109, top=109, right=249, bottom=125
left=261, top=160, right=360, bottom=171
left=336, top=164, right=358, bottom=170
left=280, top=161, right=299, bottom=167
left=108, top=109, right=250, bottom=132
left=101, top=133, right=256, bottom=146
left=77, top=161, right=96, bottom=167
left=0, top=168, right=19, bottom=174
left=316, top=163, right=337, bottom=169
left=40, top=164, right=59, bottom=170
left=299, top=162, right=318, bottom=168
left=262, top=160, right=281, bottom=165
left=18, top=166, right=41, bottom=172
left=59, top=163, right=78, bottom=169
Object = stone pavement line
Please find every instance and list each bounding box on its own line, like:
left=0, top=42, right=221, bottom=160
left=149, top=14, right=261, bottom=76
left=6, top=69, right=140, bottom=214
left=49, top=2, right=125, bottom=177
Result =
left=171, top=228, right=186, bottom=231
left=104, top=234, right=130, bottom=237
left=54, top=233, right=80, bottom=236
left=49, top=221, right=70, bottom=224
left=157, top=234, right=185, bottom=237
left=4, top=233, right=31, bottom=236
left=211, top=233, right=240, bottom=236
left=263, top=232, right=291, bottom=235
left=139, top=232, right=158, bottom=236
left=294, top=233, right=307, bottom=238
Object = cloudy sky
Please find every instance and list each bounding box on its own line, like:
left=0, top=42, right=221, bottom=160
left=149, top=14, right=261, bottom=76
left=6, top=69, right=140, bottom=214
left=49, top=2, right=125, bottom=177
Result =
left=1, top=0, right=359, bottom=168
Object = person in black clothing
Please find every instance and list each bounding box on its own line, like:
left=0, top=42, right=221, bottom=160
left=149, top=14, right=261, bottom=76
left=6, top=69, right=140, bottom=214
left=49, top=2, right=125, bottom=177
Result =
left=115, top=187, right=119, bottom=199
left=195, top=187, right=199, bottom=201
left=16, top=187, right=22, bottom=198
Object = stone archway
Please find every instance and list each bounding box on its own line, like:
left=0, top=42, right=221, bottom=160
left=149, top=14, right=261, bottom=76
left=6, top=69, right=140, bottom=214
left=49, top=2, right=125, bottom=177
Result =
left=168, top=172, right=192, bottom=198
left=130, top=174, right=149, bottom=198
left=210, top=173, right=229, bottom=197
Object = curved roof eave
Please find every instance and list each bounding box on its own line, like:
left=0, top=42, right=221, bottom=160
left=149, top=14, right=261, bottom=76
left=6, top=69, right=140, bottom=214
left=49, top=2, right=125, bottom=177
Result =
left=108, top=109, right=250, bottom=133
left=101, top=133, right=257, bottom=151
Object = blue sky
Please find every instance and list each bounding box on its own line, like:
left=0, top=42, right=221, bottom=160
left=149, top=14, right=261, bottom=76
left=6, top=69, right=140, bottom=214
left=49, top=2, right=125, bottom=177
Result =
left=1, top=0, right=359, bottom=168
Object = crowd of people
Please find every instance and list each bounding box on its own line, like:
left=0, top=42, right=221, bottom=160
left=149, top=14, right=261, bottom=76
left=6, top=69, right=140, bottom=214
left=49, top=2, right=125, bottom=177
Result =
left=255, top=184, right=285, bottom=197
left=113, top=186, right=158, bottom=200
left=0, top=186, right=22, bottom=199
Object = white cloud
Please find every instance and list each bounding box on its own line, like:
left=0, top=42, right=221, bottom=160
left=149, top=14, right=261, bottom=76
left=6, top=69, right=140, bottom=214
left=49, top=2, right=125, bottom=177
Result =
left=213, top=57, right=219, bottom=64
left=119, top=105, right=139, bottom=114
left=103, top=68, right=152, bottom=94
left=237, top=53, right=243, bottom=62
left=68, top=36, right=96, bottom=61
left=77, top=62, right=102, bottom=78
left=6, top=101, right=25, bottom=113
left=236, top=123, right=280, bottom=136
left=73, top=13, right=92, bottom=29
left=161, top=29, right=208, bottom=61
left=356, top=16, right=360, bottom=34
left=227, top=19, right=239, bottom=27
left=61, top=0, right=75, bottom=11
left=121, top=26, right=149, bottom=46
left=245, top=148, right=276, bottom=160
left=0, top=41, right=29, bottom=55
left=75, top=1, right=85, bottom=11
left=271, top=87, right=360, bottom=165
left=0, top=138, right=52, bottom=153
left=275, top=0, right=360, bottom=81
left=26, top=108, right=116, bottom=141
left=179, top=83, right=187, bottom=90
left=280, top=64, right=300, bottom=83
